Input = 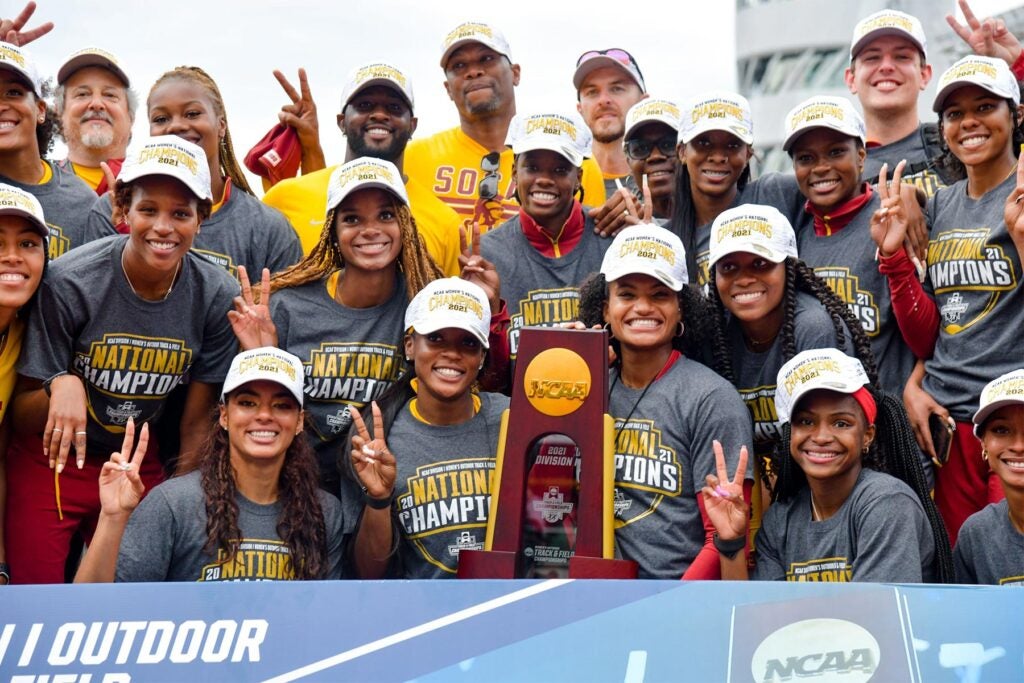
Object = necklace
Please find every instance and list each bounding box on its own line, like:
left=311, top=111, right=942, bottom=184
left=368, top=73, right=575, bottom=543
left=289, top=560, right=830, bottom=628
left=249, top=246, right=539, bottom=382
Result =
left=610, top=373, right=655, bottom=438
left=746, top=330, right=778, bottom=348
left=810, top=494, right=823, bottom=522
left=121, top=248, right=180, bottom=301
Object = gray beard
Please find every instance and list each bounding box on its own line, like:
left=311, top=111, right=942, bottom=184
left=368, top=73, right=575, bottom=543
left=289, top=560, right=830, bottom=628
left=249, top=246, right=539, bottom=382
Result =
left=80, top=129, right=115, bottom=149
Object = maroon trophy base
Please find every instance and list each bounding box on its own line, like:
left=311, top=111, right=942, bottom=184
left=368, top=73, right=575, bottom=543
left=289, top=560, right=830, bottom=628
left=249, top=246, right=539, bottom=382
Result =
left=456, top=549, right=518, bottom=579
left=569, top=555, right=638, bottom=579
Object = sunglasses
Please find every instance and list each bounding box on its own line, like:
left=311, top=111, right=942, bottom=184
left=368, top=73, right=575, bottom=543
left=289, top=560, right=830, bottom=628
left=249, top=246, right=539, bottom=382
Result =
left=575, top=48, right=646, bottom=85
left=479, top=152, right=501, bottom=202
left=625, top=135, right=677, bottom=160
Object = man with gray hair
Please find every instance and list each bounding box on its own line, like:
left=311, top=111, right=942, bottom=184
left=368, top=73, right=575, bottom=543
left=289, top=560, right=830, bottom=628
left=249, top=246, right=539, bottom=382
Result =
left=53, top=48, right=135, bottom=195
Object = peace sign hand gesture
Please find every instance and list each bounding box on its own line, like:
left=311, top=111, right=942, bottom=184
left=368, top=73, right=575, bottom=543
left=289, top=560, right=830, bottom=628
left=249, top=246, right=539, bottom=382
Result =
left=350, top=402, right=397, bottom=502
left=227, top=266, right=278, bottom=350
left=947, top=0, right=1023, bottom=66
left=97, top=417, right=149, bottom=518
left=0, top=2, right=53, bottom=46
left=273, top=68, right=326, bottom=173
left=700, top=440, right=749, bottom=541
left=459, top=221, right=501, bottom=313
left=870, top=160, right=911, bottom=258
left=1004, top=149, right=1024, bottom=259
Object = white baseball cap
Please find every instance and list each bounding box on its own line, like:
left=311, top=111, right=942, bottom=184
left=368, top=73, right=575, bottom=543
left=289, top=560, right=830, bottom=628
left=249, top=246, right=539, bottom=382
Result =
left=507, top=113, right=591, bottom=168
left=405, top=277, right=491, bottom=348
left=623, top=98, right=681, bottom=142
left=57, top=47, right=130, bottom=87
left=601, top=224, right=688, bottom=291
left=221, top=347, right=306, bottom=406
left=0, top=43, right=41, bottom=97
left=973, top=369, right=1024, bottom=436
left=339, top=62, right=414, bottom=113
left=678, top=91, right=753, bottom=146
left=325, top=157, right=409, bottom=214
left=708, top=204, right=798, bottom=268
left=850, top=10, right=927, bottom=60
left=440, top=21, right=512, bottom=69
left=118, top=136, right=212, bottom=202
left=0, top=183, right=47, bottom=239
left=933, top=55, right=1020, bottom=112
left=782, top=96, right=866, bottom=152
left=775, top=348, right=871, bottom=424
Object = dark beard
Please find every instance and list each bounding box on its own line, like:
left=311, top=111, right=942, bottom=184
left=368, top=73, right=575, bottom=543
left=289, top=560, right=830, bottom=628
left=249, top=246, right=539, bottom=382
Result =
left=347, top=128, right=413, bottom=163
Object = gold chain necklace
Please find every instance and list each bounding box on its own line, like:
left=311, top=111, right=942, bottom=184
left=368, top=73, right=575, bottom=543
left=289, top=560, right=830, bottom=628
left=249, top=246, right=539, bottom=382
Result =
left=121, top=248, right=180, bottom=301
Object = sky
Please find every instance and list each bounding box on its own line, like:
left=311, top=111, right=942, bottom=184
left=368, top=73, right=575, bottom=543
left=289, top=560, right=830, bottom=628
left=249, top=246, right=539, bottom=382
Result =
left=18, top=0, right=1023, bottom=192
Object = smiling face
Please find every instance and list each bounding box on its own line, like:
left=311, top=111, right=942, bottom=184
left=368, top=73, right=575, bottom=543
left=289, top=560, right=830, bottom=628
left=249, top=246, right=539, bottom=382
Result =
left=981, top=405, right=1024, bottom=493
left=512, top=150, right=582, bottom=233
left=0, top=215, right=45, bottom=312
left=714, top=251, right=786, bottom=326
left=147, top=79, right=225, bottom=170
left=845, top=35, right=930, bottom=118
left=940, top=85, right=1018, bottom=169
left=603, top=273, right=681, bottom=353
left=220, top=379, right=303, bottom=466
left=577, top=66, right=644, bottom=144
left=443, top=43, right=520, bottom=119
left=625, top=122, right=677, bottom=202
left=790, top=389, right=874, bottom=487
left=340, top=85, right=417, bottom=163
left=679, top=130, right=751, bottom=200
left=333, top=187, right=403, bottom=273
left=60, top=66, right=132, bottom=157
left=791, top=128, right=866, bottom=213
left=123, top=175, right=201, bottom=276
left=0, top=71, right=44, bottom=156
left=405, top=328, right=485, bottom=405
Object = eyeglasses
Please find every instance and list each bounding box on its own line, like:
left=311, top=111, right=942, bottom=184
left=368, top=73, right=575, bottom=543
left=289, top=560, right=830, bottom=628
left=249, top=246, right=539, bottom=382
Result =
left=625, top=135, right=677, bottom=160
left=479, top=152, right=501, bottom=202
left=575, top=48, right=646, bottom=87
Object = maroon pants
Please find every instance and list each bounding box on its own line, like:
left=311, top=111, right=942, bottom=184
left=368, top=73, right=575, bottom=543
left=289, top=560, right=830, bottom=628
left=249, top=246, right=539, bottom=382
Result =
left=933, top=421, right=1004, bottom=547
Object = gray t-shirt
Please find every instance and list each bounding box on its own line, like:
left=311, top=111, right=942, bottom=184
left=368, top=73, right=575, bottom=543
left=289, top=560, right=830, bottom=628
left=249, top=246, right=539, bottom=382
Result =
left=794, top=194, right=916, bottom=396
left=18, top=235, right=238, bottom=454
left=610, top=355, right=753, bottom=579
left=863, top=124, right=945, bottom=198
left=924, top=175, right=1024, bottom=420
left=1, top=161, right=96, bottom=260
left=116, top=471, right=346, bottom=581
left=729, top=291, right=854, bottom=460
left=954, top=500, right=1024, bottom=585
left=83, top=188, right=303, bottom=277
left=270, top=274, right=408, bottom=488
left=481, top=212, right=611, bottom=359
left=387, top=392, right=509, bottom=579
left=754, top=468, right=935, bottom=582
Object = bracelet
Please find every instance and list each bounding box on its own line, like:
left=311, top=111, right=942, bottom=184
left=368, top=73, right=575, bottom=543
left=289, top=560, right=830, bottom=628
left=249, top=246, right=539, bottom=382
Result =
left=0, top=562, right=10, bottom=584
left=362, top=487, right=394, bottom=510
left=713, top=533, right=746, bottom=560
left=42, top=372, right=69, bottom=397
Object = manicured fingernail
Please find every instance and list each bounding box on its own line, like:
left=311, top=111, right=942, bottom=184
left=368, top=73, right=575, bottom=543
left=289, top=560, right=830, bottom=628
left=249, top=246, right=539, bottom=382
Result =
left=77, top=459, right=84, bottom=469
left=56, top=462, right=64, bottom=474
left=714, top=485, right=730, bottom=498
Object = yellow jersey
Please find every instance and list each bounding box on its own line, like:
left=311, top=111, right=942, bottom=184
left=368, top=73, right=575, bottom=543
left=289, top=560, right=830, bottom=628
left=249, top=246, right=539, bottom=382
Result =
left=0, top=317, right=24, bottom=423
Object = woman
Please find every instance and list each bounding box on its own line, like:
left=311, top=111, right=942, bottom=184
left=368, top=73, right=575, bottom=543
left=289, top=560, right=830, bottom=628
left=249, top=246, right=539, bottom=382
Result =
left=0, top=184, right=48, bottom=586
left=0, top=43, right=96, bottom=259
left=76, top=347, right=345, bottom=582
left=83, top=65, right=302, bottom=277
left=904, top=56, right=1024, bottom=544
left=480, top=112, right=611, bottom=372
left=5, top=136, right=239, bottom=583
left=954, top=369, right=1024, bottom=584
left=704, top=348, right=952, bottom=583
left=347, top=277, right=509, bottom=579
left=577, top=224, right=753, bottom=579
left=668, top=91, right=802, bottom=287
left=622, top=98, right=679, bottom=225
left=785, top=95, right=932, bottom=397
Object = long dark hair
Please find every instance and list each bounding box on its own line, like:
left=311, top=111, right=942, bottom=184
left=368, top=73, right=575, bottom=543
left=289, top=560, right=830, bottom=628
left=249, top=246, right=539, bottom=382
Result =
left=198, top=418, right=330, bottom=580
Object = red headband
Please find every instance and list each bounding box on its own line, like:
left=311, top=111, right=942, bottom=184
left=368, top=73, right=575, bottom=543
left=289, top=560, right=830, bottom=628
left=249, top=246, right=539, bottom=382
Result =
left=851, top=386, right=877, bottom=426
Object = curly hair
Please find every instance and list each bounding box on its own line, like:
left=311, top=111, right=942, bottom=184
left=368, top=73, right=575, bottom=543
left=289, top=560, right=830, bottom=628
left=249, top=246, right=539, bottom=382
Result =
left=936, top=94, right=1024, bottom=183
left=267, top=202, right=441, bottom=302
left=35, top=79, right=59, bottom=156
left=147, top=66, right=254, bottom=195
left=768, top=387, right=955, bottom=583
left=198, top=419, right=330, bottom=580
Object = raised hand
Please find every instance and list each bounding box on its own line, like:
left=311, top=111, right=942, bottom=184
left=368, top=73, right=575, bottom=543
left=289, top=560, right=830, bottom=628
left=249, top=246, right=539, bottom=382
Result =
left=350, top=402, right=396, bottom=502
left=1004, top=145, right=1024, bottom=259
left=588, top=186, right=646, bottom=237
left=273, top=68, right=326, bottom=173
left=947, top=0, right=1023, bottom=66
left=0, top=2, right=54, bottom=46
left=227, top=266, right=278, bottom=350
left=97, top=417, right=149, bottom=517
left=459, top=221, right=500, bottom=313
left=870, top=160, right=911, bottom=258
left=700, top=440, right=749, bottom=541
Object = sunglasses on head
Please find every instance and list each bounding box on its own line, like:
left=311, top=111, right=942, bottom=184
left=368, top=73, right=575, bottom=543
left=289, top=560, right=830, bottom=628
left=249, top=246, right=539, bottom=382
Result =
left=625, top=135, right=677, bottom=160
left=576, top=48, right=637, bottom=70
left=478, top=152, right=501, bottom=202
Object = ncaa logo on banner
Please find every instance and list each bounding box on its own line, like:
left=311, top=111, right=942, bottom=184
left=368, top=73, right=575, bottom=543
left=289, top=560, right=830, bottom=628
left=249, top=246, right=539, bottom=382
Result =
left=751, top=618, right=880, bottom=682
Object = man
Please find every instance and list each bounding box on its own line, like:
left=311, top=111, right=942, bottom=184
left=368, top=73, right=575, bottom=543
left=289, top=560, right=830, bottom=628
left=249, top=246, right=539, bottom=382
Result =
left=53, top=47, right=135, bottom=195
left=404, top=21, right=606, bottom=232
left=263, top=63, right=463, bottom=276
left=573, top=48, right=647, bottom=198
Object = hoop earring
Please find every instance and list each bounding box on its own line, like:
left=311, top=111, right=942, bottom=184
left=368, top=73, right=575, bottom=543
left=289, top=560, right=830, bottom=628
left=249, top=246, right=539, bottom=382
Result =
left=982, top=449, right=989, bottom=461
left=602, top=322, right=613, bottom=339
left=862, top=445, right=870, bottom=454
left=676, top=321, right=685, bottom=338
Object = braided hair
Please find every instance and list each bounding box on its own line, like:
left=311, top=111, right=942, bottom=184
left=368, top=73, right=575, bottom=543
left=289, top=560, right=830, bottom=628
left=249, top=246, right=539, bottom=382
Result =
left=768, top=387, right=955, bottom=583
left=147, top=66, right=254, bottom=195
left=267, top=202, right=441, bottom=302
left=199, top=417, right=330, bottom=580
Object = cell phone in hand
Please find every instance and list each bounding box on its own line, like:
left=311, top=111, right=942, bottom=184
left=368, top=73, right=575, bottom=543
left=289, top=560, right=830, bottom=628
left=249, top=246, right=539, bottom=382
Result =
left=928, top=413, right=954, bottom=467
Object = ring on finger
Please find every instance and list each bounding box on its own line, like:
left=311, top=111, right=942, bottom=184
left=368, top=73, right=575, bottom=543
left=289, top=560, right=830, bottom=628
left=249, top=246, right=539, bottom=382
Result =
left=75, top=431, right=87, bottom=436
left=52, top=428, right=63, bottom=433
